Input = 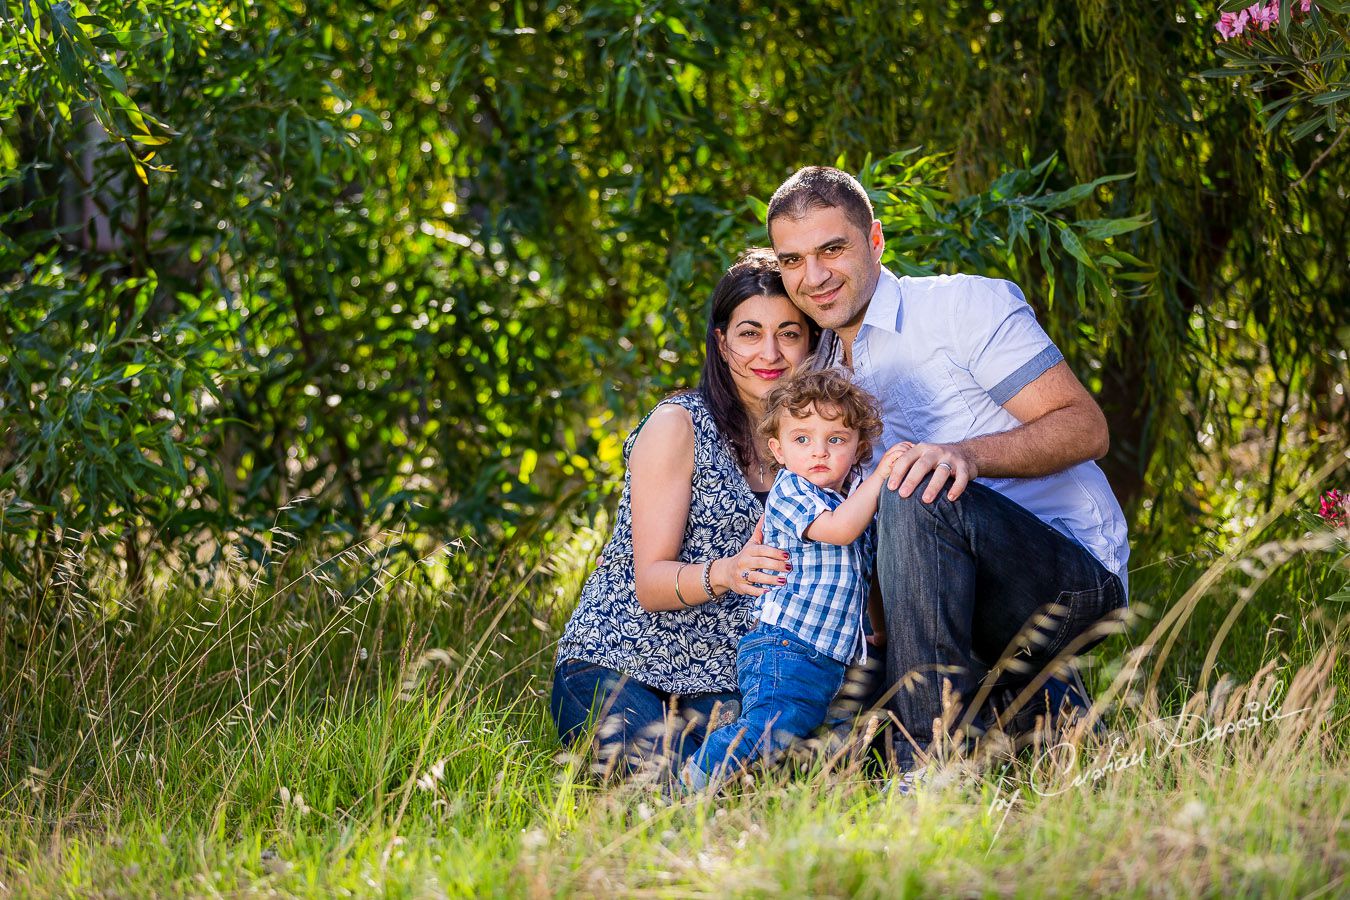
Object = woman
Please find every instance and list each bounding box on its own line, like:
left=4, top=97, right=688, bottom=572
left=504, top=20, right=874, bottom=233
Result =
left=551, top=249, right=817, bottom=776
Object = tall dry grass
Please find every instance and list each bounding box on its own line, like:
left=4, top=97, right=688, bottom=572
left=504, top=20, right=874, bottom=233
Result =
left=0, top=466, right=1346, bottom=896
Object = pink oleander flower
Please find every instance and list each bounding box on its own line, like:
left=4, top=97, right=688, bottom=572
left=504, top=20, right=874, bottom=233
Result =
left=1250, top=1, right=1280, bottom=31
left=1318, top=489, right=1348, bottom=527
left=1216, top=8, right=1253, bottom=40
left=1214, top=1, right=1314, bottom=45
left=1216, top=10, right=1244, bottom=38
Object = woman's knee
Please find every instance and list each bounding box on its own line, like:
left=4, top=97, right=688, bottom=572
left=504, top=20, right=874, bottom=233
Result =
left=551, top=659, right=627, bottom=743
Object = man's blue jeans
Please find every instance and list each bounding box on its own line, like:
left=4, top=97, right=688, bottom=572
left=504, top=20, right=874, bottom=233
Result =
left=876, top=474, right=1126, bottom=766
left=684, top=624, right=847, bottom=789
left=550, top=658, right=739, bottom=776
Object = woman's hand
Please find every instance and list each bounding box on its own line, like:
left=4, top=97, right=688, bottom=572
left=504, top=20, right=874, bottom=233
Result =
left=711, top=517, right=790, bottom=597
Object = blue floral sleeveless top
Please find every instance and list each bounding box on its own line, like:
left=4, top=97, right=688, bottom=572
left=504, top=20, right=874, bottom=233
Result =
left=555, top=391, right=761, bottom=693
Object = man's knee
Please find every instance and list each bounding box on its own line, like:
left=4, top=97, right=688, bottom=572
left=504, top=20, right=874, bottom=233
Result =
left=877, top=474, right=957, bottom=534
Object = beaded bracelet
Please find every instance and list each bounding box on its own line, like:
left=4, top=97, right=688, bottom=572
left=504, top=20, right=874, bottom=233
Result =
left=674, top=563, right=694, bottom=608
left=701, top=560, right=715, bottom=601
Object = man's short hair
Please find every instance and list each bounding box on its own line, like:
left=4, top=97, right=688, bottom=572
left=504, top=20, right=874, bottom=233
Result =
left=767, top=167, right=875, bottom=240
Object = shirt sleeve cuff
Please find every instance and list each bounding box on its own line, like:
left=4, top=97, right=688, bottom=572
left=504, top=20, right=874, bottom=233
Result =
left=988, top=345, right=1064, bottom=406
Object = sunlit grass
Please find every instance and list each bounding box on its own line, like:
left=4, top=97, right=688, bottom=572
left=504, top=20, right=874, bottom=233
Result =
left=1, top=506, right=1347, bottom=897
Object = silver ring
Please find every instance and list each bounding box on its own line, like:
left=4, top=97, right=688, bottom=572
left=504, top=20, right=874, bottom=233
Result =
left=741, top=570, right=750, bottom=580
left=937, top=462, right=953, bottom=471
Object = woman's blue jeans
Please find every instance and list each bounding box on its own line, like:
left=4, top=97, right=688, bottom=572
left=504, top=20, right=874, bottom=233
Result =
left=550, top=658, right=740, bottom=777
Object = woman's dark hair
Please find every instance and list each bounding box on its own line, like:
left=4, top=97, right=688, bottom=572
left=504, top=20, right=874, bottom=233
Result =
left=695, top=247, right=819, bottom=471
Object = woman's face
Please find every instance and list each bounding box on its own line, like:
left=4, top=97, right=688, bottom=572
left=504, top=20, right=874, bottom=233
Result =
left=716, top=293, right=812, bottom=412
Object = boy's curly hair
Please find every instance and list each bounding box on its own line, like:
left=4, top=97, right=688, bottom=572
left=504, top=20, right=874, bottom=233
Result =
left=756, top=368, right=884, bottom=471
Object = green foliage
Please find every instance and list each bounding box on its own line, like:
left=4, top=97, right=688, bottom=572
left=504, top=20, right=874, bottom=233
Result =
left=861, top=150, right=1152, bottom=346
left=1, top=0, right=1347, bottom=592
left=0, top=1, right=1164, bottom=592
left=0, top=267, right=228, bottom=582
left=1207, top=1, right=1350, bottom=142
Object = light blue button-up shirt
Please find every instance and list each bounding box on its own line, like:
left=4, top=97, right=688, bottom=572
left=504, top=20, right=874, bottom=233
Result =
left=817, top=267, right=1130, bottom=590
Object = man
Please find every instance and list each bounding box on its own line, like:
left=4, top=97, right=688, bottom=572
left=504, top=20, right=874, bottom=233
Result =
left=766, top=166, right=1129, bottom=769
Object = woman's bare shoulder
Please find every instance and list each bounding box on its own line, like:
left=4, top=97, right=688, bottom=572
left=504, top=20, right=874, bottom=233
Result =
left=631, top=402, right=695, bottom=462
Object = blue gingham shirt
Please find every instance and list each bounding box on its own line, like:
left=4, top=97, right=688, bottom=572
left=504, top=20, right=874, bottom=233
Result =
left=758, top=469, right=875, bottom=664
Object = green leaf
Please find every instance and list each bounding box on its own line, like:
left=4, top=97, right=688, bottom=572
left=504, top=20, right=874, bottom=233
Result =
left=1007, top=205, right=1030, bottom=248
left=1290, top=117, right=1325, bottom=142
left=989, top=169, right=1024, bottom=200
left=1074, top=214, right=1152, bottom=240
left=1030, top=172, right=1133, bottom=212
left=1101, top=248, right=1148, bottom=267
left=1264, top=102, right=1295, bottom=133
left=745, top=195, right=768, bottom=224
left=1057, top=224, right=1095, bottom=269
left=1312, top=89, right=1350, bottom=106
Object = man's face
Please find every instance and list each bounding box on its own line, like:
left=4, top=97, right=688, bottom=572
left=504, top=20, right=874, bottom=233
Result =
left=770, top=205, right=883, bottom=336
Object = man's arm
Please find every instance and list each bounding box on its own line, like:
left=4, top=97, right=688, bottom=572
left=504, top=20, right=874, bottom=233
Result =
left=887, top=361, right=1109, bottom=503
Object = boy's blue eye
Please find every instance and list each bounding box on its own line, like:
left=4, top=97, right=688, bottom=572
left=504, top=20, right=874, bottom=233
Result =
left=793, top=435, right=809, bottom=444
left=829, top=436, right=846, bottom=444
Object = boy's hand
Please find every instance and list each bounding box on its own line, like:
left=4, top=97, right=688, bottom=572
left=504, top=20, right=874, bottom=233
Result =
left=871, top=441, right=915, bottom=485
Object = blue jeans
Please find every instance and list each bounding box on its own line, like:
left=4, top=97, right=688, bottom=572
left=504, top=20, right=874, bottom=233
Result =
left=550, top=658, right=740, bottom=776
left=684, top=624, right=847, bottom=789
left=876, top=474, right=1126, bottom=766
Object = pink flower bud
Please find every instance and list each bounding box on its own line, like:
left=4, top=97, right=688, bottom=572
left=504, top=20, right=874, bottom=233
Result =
left=1318, top=489, right=1348, bottom=527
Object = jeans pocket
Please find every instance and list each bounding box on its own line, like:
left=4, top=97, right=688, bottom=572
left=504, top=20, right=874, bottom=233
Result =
left=1044, top=577, right=1124, bottom=658
left=740, top=626, right=784, bottom=654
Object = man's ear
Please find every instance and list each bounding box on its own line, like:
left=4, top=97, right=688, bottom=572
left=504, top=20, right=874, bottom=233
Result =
left=767, top=436, right=786, bottom=465
left=868, top=220, right=884, bottom=263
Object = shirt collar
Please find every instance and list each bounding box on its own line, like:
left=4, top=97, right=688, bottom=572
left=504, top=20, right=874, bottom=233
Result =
left=813, top=266, right=902, bottom=368
left=859, top=265, right=903, bottom=335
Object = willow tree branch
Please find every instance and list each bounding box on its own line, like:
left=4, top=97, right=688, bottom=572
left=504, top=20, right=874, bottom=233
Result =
left=1292, top=128, right=1347, bottom=191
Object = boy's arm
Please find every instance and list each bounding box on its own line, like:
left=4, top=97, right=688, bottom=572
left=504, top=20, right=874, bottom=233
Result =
left=804, top=442, right=912, bottom=546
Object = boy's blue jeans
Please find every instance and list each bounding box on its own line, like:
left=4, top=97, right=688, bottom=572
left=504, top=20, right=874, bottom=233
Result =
left=684, top=624, right=847, bottom=789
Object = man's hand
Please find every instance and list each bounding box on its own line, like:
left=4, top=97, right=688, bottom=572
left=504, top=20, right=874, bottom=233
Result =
left=885, top=442, right=979, bottom=503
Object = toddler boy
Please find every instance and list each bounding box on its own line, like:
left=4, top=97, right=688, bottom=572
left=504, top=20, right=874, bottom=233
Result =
left=682, top=368, right=909, bottom=790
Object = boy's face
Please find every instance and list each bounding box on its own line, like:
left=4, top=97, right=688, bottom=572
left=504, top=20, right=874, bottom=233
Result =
left=767, top=403, right=860, bottom=493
